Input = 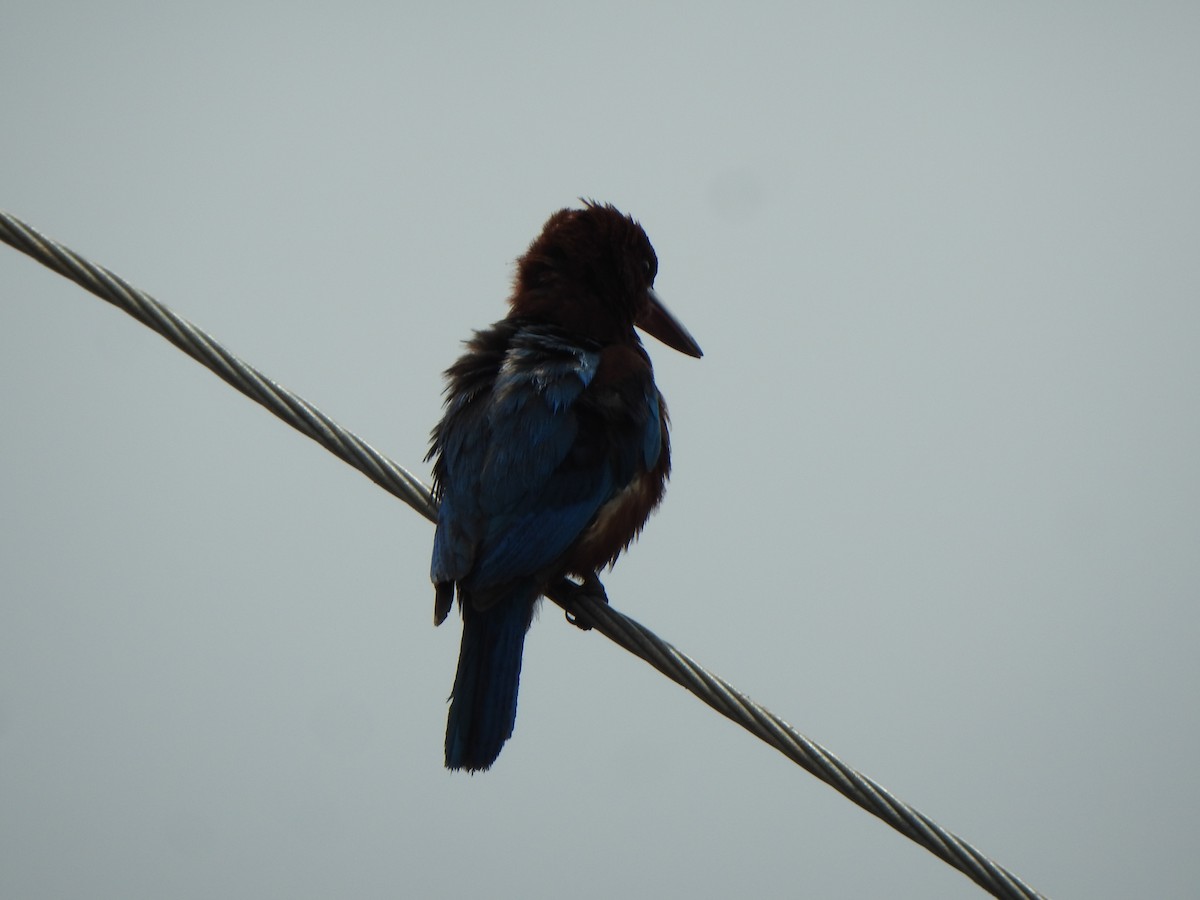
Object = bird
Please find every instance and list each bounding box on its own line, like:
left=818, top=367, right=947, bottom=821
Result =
left=428, top=201, right=702, bottom=772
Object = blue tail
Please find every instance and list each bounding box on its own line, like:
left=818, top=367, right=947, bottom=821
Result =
left=445, top=596, right=536, bottom=771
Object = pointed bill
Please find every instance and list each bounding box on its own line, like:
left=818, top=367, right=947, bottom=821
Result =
left=637, top=290, right=703, bottom=358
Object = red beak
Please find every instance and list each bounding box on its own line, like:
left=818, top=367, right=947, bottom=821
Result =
left=637, top=290, right=703, bottom=358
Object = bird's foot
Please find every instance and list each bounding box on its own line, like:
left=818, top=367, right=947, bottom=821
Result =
left=562, top=572, right=608, bottom=631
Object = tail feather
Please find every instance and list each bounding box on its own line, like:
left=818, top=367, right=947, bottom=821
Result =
left=445, top=597, right=536, bottom=771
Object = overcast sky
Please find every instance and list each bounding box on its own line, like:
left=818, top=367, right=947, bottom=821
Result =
left=3, top=4, right=1199, bottom=898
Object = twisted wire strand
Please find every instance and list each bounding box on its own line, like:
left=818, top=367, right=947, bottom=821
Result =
left=0, top=210, right=438, bottom=525
left=551, top=587, right=1041, bottom=898
left=1, top=209, right=1046, bottom=900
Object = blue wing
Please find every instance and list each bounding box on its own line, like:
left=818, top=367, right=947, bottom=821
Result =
left=432, top=324, right=654, bottom=598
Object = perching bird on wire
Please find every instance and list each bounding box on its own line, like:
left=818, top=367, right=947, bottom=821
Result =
left=428, top=201, right=702, bottom=771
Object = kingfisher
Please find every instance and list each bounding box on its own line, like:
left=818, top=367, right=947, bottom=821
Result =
left=429, top=201, right=702, bottom=771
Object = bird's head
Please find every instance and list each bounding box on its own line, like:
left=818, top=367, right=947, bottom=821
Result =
left=510, top=201, right=702, bottom=358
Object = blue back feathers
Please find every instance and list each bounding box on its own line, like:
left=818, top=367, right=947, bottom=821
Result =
left=430, top=320, right=663, bottom=771
left=431, top=321, right=659, bottom=603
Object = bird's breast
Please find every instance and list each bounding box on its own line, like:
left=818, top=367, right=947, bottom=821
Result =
left=566, top=465, right=665, bottom=575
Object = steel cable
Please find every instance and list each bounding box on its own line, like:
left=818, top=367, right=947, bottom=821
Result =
left=2, top=209, right=1047, bottom=899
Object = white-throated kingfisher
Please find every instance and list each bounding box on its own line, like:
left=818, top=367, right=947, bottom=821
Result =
left=428, top=202, right=702, bottom=771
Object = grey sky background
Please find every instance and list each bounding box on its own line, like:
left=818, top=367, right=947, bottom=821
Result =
left=3, top=4, right=1198, bottom=898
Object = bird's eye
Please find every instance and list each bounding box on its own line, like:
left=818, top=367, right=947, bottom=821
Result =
left=642, top=258, right=654, bottom=278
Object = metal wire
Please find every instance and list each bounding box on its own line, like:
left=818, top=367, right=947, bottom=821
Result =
left=0, top=210, right=437, bottom=525
left=2, top=208, right=1047, bottom=899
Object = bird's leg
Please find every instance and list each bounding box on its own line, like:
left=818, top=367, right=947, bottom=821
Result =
left=560, top=571, right=608, bottom=631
